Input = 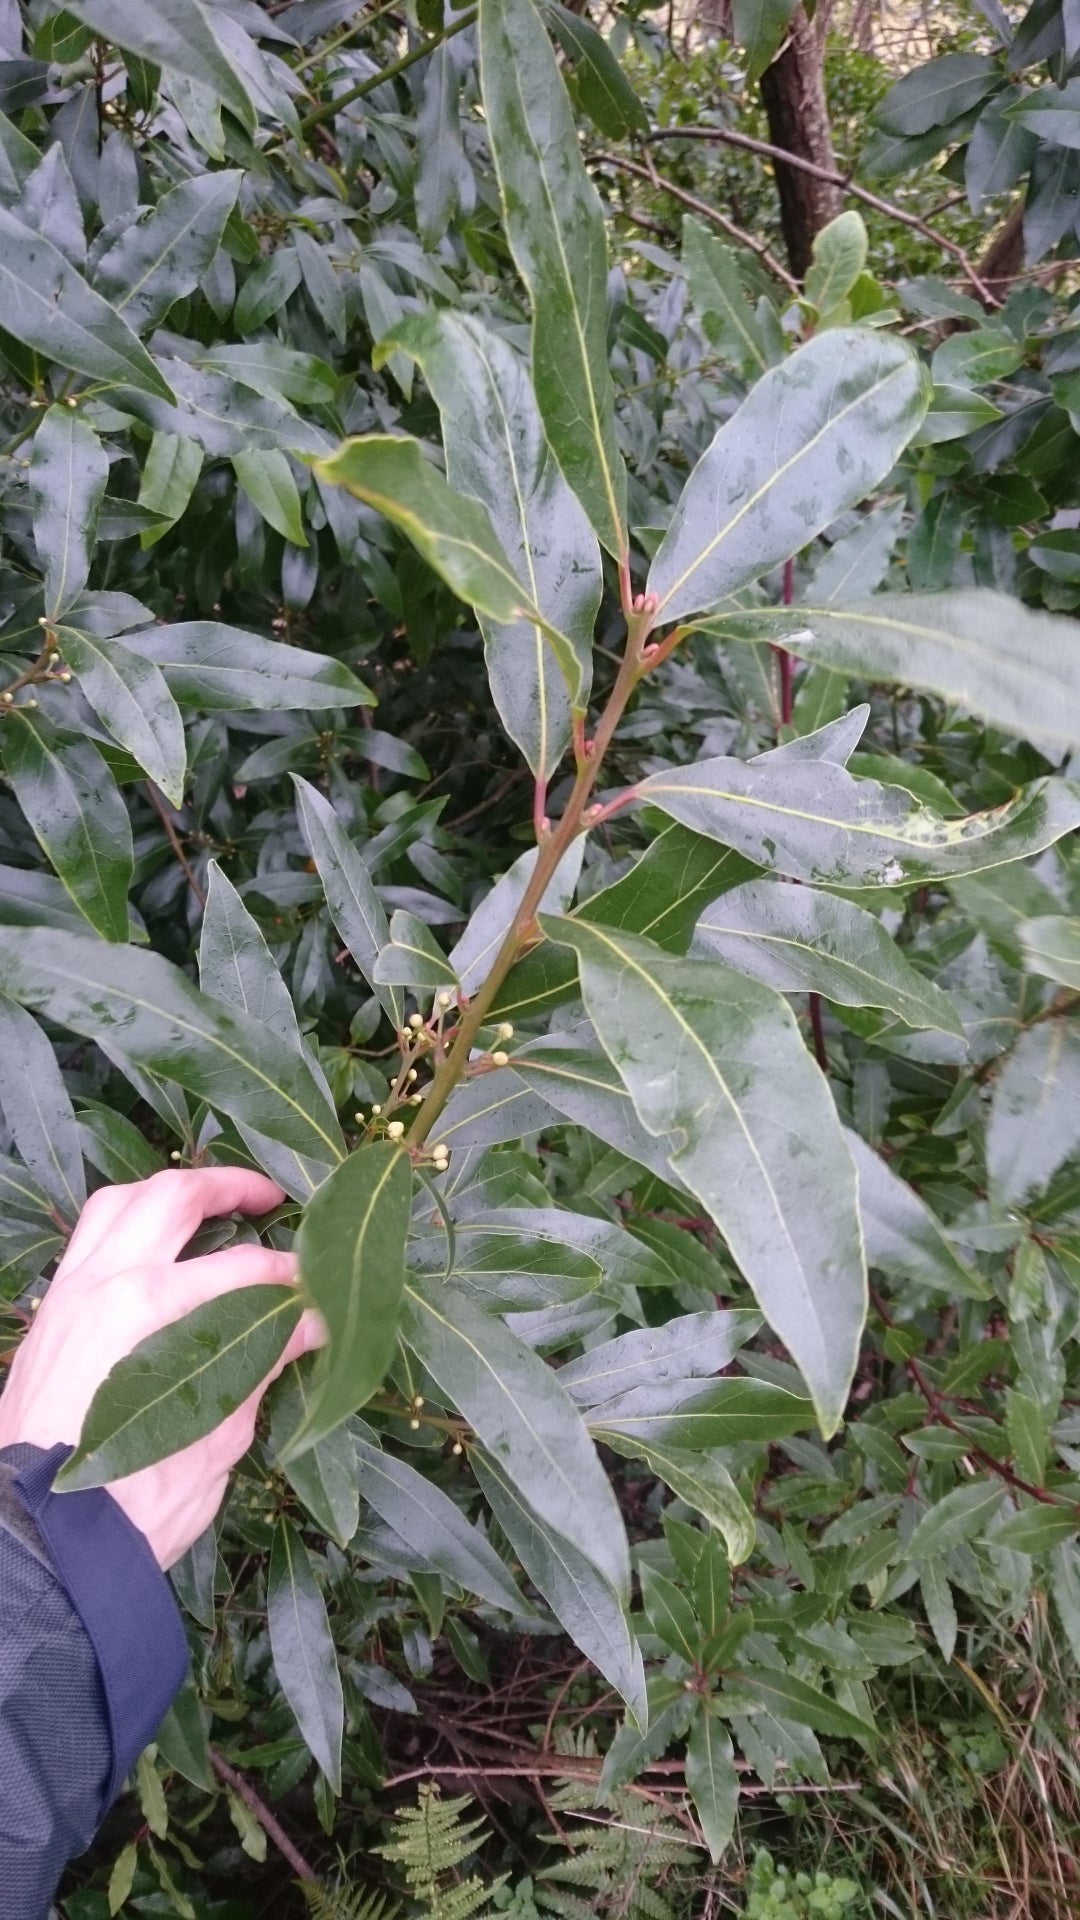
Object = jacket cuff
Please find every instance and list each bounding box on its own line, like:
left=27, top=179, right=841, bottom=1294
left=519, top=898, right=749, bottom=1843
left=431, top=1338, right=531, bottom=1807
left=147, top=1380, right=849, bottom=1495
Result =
left=2, top=1443, right=189, bottom=1803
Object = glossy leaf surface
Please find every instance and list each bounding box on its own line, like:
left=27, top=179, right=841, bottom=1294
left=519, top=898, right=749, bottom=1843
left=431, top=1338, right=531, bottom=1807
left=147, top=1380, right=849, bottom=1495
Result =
left=287, top=1143, right=413, bottom=1455
left=384, top=310, right=600, bottom=776
left=58, top=1286, right=302, bottom=1489
left=645, top=330, right=927, bottom=623
left=543, top=917, right=866, bottom=1435
left=479, top=0, right=627, bottom=556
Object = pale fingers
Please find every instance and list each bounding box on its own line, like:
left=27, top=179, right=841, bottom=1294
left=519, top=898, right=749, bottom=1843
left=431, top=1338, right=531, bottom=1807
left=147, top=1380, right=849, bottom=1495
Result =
left=165, top=1241, right=298, bottom=1316
left=57, top=1167, right=287, bottom=1281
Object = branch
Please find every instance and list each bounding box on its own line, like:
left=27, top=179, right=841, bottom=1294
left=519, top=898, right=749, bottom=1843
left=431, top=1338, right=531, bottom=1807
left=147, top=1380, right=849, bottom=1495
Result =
left=646, top=124, right=1001, bottom=308
left=591, top=149, right=800, bottom=294
left=145, top=783, right=207, bottom=908
left=209, top=1750, right=318, bottom=1881
left=298, top=8, right=476, bottom=131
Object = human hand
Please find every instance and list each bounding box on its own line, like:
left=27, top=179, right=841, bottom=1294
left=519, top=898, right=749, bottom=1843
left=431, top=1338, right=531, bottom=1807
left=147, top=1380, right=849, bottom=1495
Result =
left=0, top=1168, right=323, bottom=1569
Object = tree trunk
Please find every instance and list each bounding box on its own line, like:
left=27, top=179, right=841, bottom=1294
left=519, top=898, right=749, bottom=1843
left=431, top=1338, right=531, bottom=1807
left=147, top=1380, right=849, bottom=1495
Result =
left=979, top=203, right=1025, bottom=302
left=758, top=5, right=843, bottom=279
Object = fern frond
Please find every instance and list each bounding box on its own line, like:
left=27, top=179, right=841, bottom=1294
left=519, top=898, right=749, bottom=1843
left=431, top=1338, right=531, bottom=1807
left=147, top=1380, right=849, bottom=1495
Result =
left=377, top=1784, right=505, bottom=1920
left=301, top=1883, right=400, bottom=1920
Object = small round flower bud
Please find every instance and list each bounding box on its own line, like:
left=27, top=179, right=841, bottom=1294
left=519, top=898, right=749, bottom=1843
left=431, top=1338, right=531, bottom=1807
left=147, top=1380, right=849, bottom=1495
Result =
left=386, top=1119, right=405, bottom=1140
left=24, top=698, right=37, bottom=709
left=496, top=1022, right=514, bottom=1040
left=59, top=671, right=71, bottom=682
left=1, top=691, right=12, bottom=704
left=371, top=1103, right=382, bottom=1115
left=491, top=1050, right=509, bottom=1067
left=451, top=1441, right=463, bottom=1456
left=409, top=1417, right=421, bottom=1431
left=436, top=990, right=453, bottom=1009
left=406, top=1068, right=417, bottom=1082
left=354, top=1112, right=366, bottom=1125
left=413, top=1395, right=425, bottom=1410
left=410, top=1092, right=423, bottom=1104
left=30, top=1296, right=40, bottom=1313
left=170, top=1150, right=182, bottom=1162
left=408, top=1012, right=424, bottom=1030
left=37, top=616, right=48, bottom=627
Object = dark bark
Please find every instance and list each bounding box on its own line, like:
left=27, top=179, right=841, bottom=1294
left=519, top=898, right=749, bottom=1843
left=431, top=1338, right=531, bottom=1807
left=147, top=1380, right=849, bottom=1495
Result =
left=978, top=202, right=1025, bottom=301
left=758, top=5, right=843, bottom=278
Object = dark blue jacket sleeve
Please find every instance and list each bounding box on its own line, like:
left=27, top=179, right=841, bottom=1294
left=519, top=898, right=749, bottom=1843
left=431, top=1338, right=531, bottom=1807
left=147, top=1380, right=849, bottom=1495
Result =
left=0, top=1443, right=189, bottom=1920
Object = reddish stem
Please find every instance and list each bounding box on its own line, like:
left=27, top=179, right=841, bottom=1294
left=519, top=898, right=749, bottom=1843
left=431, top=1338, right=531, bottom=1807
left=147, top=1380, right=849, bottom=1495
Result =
left=772, top=557, right=796, bottom=728
left=532, top=774, right=548, bottom=843
left=808, top=992, right=828, bottom=1074
left=209, top=1751, right=318, bottom=1880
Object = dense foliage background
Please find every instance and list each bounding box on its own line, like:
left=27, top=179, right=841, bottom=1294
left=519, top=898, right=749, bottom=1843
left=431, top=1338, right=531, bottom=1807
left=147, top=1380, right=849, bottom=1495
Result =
left=3, top=1, right=1080, bottom=1915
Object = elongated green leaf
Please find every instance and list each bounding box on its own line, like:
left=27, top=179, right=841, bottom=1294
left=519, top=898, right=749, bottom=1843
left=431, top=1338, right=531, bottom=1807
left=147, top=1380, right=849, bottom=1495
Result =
left=431, top=1228, right=602, bottom=1311
left=994, top=1505, right=1078, bottom=1554
left=558, top=1311, right=761, bottom=1406
left=292, top=776, right=400, bottom=1026
left=0, top=208, right=174, bottom=398
left=844, top=1130, right=987, bottom=1300
left=269, top=1359, right=360, bottom=1549
left=57, top=1285, right=302, bottom=1489
left=694, top=880, right=963, bottom=1033
left=1019, top=916, right=1080, bottom=989
left=543, top=1, right=648, bottom=138
left=737, top=590, right=1080, bottom=756
left=487, top=830, right=756, bottom=1025
left=804, top=211, right=868, bottom=315
left=353, top=1434, right=526, bottom=1613
left=510, top=1037, right=678, bottom=1182
left=92, top=171, right=241, bottom=335
left=30, top=404, right=108, bottom=618
left=233, top=447, right=307, bottom=546
left=384, top=311, right=600, bottom=777
left=436, top=1071, right=560, bottom=1153
left=640, top=747, right=1080, bottom=891
left=315, top=436, right=583, bottom=698
left=479, top=0, right=627, bottom=557
left=69, top=0, right=255, bottom=131
left=118, top=359, right=327, bottom=457
left=685, top=1709, right=739, bottom=1863
left=137, top=620, right=374, bottom=711
left=57, top=626, right=186, bottom=806
left=459, top=1206, right=689, bottom=1297
left=0, top=925, right=345, bottom=1164
left=157, top=1686, right=213, bottom=1792
left=905, top=1478, right=1005, bottom=1560
left=199, top=862, right=333, bottom=1198
left=137, top=433, right=203, bottom=547
left=268, top=1517, right=344, bottom=1790
left=682, top=215, right=767, bottom=377
left=472, top=1446, right=646, bottom=1725
left=542, top=917, right=865, bottom=1436
left=726, top=1666, right=875, bottom=1741
left=0, top=994, right=85, bottom=1217
left=286, top=1143, right=412, bottom=1457
left=987, top=1021, right=1080, bottom=1206
left=876, top=51, right=998, bottom=135
left=1, top=714, right=132, bottom=941
left=733, top=0, right=796, bottom=80
left=645, top=329, right=927, bottom=623
left=640, top=1563, right=700, bottom=1664
left=593, top=1377, right=815, bottom=1448
left=402, top=1276, right=631, bottom=1596
left=373, top=909, right=458, bottom=991
left=413, top=44, right=464, bottom=249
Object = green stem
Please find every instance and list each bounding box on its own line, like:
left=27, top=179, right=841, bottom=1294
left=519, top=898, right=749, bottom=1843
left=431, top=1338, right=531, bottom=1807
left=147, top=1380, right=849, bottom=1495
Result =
left=298, top=9, right=477, bottom=132
left=410, top=612, right=651, bottom=1149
